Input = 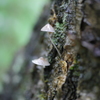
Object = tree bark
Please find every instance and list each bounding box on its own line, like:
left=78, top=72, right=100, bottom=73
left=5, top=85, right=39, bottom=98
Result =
left=0, top=0, right=100, bottom=100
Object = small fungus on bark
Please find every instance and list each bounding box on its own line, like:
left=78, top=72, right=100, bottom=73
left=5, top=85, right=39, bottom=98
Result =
left=41, top=23, right=61, bottom=57
left=32, top=57, right=50, bottom=68
left=41, top=23, right=55, bottom=33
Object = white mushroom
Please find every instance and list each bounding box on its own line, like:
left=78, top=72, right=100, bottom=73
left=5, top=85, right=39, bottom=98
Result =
left=41, top=23, right=61, bottom=57
left=32, top=57, right=50, bottom=68
left=41, top=23, right=55, bottom=33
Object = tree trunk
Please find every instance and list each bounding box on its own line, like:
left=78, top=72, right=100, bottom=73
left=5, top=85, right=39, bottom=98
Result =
left=0, top=0, right=100, bottom=100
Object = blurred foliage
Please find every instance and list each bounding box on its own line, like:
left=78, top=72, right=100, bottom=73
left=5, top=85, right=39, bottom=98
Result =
left=0, top=0, right=49, bottom=83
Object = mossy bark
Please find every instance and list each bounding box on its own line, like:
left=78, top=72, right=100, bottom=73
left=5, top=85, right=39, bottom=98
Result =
left=44, top=0, right=100, bottom=100
left=0, top=0, right=100, bottom=100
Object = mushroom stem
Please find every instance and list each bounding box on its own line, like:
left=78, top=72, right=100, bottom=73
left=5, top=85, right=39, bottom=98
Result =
left=48, top=33, right=61, bottom=57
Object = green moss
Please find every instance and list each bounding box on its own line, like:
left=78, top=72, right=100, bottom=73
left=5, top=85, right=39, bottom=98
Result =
left=55, top=22, right=64, bottom=30
left=69, top=58, right=80, bottom=77
left=38, top=94, right=46, bottom=100
left=70, top=64, right=79, bottom=70
left=55, top=22, right=66, bottom=31
left=44, top=79, right=49, bottom=83
left=52, top=21, right=66, bottom=46
left=70, top=66, right=75, bottom=70
left=63, top=13, right=68, bottom=23
left=48, top=2, right=68, bottom=62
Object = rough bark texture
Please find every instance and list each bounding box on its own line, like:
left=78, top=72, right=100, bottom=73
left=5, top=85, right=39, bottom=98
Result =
left=0, top=0, right=100, bottom=100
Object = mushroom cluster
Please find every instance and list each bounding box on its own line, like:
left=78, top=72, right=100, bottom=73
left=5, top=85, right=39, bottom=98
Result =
left=32, top=23, right=61, bottom=67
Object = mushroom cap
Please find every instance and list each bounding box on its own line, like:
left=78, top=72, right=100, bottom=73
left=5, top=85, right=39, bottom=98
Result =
left=41, top=23, right=55, bottom=33
left=32, top=57, right=50, bottom=67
